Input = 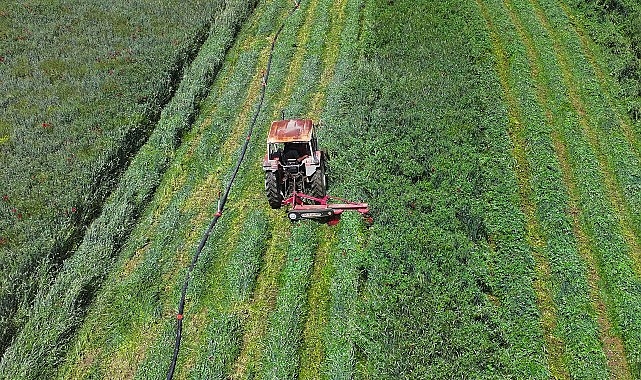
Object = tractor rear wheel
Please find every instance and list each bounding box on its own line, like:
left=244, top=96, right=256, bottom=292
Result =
left=309, top=165, right=326, bottom=199
left=265, top=172, right=282, bottom=209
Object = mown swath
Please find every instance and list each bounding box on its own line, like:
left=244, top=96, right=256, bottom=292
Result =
left=528, top=0, right=641, bottom=375
left=500, top=0, right=628, bottom=376
left=228, top=0, right=325, bottom=377
left=232, top=0, right=359, bottom=376
left=554, top=0, right=641, bottom=280
left=530, top=0, right=641, bottom=279
left=475, top=0, right=567, bottom=377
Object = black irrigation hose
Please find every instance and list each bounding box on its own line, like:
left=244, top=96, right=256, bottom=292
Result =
left=166, top=2, right=300, bottom=379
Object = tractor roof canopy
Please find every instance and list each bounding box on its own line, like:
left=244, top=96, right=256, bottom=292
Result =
left=267, top=119, right=314, bottom=143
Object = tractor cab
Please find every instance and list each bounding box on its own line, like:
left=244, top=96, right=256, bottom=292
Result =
left=266, top=119, right=317, bottom=163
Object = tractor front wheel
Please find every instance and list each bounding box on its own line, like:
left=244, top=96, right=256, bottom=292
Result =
left=265, top=172, right=283, bottom=209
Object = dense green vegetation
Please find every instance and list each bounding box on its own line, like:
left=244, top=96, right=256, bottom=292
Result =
left=0, top=0, right=256, bottom=373
left=572, top=0, right=641, bottom=123
left=0, top=0, right=249, bottom=357
left=323, top=0, right=552, bottom=377
left=2, top=0, right=641, bottom=378
left=478, top=0, right=641, bottom=377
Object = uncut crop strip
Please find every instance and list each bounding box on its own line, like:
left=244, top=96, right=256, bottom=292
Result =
left=490, top=0, right=630, bottom=377
left=475, top=0, right=566, bottom=376
left=530, top=0, right=641, bottom=358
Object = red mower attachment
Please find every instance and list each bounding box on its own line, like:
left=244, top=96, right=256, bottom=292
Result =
left=283, top=191, right=372, bottom=226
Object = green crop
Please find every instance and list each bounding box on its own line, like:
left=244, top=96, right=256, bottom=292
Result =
left=2, top=0, right=641, bottom=378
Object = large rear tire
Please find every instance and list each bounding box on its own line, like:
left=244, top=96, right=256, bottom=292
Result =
left=309, top=164, right=326, bottom=199
left=265, top=171, right=282, bottom=209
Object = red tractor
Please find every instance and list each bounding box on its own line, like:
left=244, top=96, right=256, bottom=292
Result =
left=262, top=119, right=371, bottom=225
left=262, top=119, right=327, bottom=209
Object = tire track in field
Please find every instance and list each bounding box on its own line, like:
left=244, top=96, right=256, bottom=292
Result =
left=298, top=0, right=349, bottom=375
left=475, top=1, right=568, bottom=377
left=527, top=0, right=641, bottom=280
left=551, top=131, right=632, bottom=380
left=501, top=0, right=630, bottom=377
left=229, top=0, right=324, bottom=377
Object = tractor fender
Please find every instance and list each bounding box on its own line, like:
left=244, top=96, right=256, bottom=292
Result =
left=262, top=159, right=279, bottom=172
left=304, top=152, right=323, bottom=177
left=304, top=162, right=318, bottom=177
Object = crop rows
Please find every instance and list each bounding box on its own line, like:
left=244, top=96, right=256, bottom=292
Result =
left=478, top=0, right=641, bottom=377
left=0, top=0, right=231, bottom=357
left=18, top=0, right=369, bottom=378
left=0, top=0, right=258, bottom=377
left=4, top=0, right=641, bottom=378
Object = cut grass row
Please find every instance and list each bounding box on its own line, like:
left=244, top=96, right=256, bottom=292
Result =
left=309, top=1, right=367, bottom=375
left=567, top=0, right=641, bottom=136
left=534, top=0, right=641, bottom=272
left=530, top=0, right=641, bottom=374
left=506, top=0, right=630, bottom=376
left=230, top=0, right=360, bottom=376
left=299, top=226, right=335, bottom=379
left=260, top=223, right=319, bottom=379
left=478, top=0, right=615, bottom=377
left=321, top=214, right=366, bottom=379
left=479, top=0, right=641, bottom=376
left=475, top=0, right=569, bottom=376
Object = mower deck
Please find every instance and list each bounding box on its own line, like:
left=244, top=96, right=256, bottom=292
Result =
left=283, top=192, right=371, bottom=225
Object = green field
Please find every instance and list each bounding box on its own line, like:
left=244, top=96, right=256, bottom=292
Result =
left=1, top=0, right=641, bottom=378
